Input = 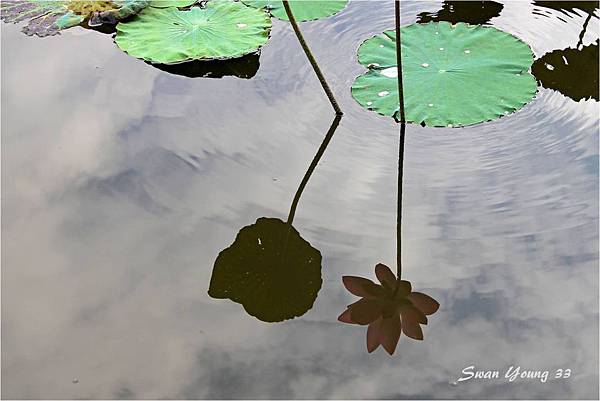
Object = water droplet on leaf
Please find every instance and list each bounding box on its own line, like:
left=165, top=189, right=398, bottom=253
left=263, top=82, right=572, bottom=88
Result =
left=381, top=67, right=398, bottom=78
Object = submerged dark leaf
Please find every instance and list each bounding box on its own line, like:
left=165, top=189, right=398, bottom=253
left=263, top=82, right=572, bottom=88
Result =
left=208, top=217, right=322, bottom=323
left=151, top=54, right=260, bottom=79
left=532, top=41, right=599, bottom=101
left=533, top=1, right=599, bottom=15
left=417, top=1, right=504, bottom=25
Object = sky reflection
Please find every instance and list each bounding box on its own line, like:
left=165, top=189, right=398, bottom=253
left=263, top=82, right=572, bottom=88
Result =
left=1, top=1, right=598, bottom=399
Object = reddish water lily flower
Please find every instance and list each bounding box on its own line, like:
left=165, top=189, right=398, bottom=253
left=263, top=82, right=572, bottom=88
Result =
left=338, top=263, right=439, bottom=355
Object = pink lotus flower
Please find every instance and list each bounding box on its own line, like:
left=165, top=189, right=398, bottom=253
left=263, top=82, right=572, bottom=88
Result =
left=338, top=263, right=439, bottom=355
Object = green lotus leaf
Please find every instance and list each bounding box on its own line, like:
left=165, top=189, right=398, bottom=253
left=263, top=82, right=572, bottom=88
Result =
left=115, top=0, right=272, bottom=64
left=149, top=0, right=196, bottom=8
left=208, top=217, right=322, bottom=323
left=0, top=0, right=150, bottom=36
left=241, top=0, right=348, bottom=21
left=351, top=22, right=538, bottom=127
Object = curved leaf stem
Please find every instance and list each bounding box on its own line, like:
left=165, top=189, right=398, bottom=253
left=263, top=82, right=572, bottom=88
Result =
left=282, top=0, right=343, bottom=115
left=287, top=115, right=342, bottom=225
left=577, top=10, right=593, bottom=49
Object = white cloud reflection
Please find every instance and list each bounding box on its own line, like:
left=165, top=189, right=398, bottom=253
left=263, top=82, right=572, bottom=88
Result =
left=2, top=1, right=598, bottom=399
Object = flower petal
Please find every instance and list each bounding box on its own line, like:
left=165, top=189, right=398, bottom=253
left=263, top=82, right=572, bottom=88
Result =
left=345, top=299, right=362, bottom=308
left=401, top=305, right=428, bottom=324
left=395, top=280, right=412, bottom=298
left=349, top=298, right=384, bottom=325
left=338, top=308, right=356, bottom=324
left=381, top=301, right=399, bottom=318
left=367, top=317, right=383, bottom=352
left=407, top=292, right=440, bottom=315
left=401, top=318, right=423, bottom=340
left=400, top=306, right=425, bottom=340
left=375, top=263, right=397, bottom=289
left=380, top=314, right=402, bottom=355
left=342, top=276, right=383, bottom=298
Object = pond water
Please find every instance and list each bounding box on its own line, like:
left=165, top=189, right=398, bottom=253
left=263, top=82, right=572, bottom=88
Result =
left=1, top=1, right=598, bottom=399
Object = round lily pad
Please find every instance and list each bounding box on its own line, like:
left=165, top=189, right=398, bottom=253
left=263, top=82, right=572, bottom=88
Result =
left=115, top=0, right=272, bottom=64
left=208, top=217, right=322, bottom=323
left=241, top=0, right=348, bottom=21
left=351, top=22, right=538, bottom=127
left=149, top=0, right=196, bottom=8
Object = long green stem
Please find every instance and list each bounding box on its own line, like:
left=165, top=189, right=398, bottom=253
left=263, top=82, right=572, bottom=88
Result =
left=397, top=121, right=406, bottom=279
left=395, top=0, right=406, bottom=278
left=287, top=115, right=342, bottom=224
left=282, top=0, right=343, bottom=115
left=394, top=0, right=406, bottom=124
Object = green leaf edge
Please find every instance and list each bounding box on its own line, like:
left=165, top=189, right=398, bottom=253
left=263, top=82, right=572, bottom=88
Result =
left=350, top=21, right=539, bottom=128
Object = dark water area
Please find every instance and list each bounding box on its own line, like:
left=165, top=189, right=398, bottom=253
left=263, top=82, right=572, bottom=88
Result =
left=1, top=1, right=599, bottom=399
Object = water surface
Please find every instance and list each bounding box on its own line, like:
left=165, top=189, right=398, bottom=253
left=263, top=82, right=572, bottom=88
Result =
left=2, top=1, right=598, bottom=399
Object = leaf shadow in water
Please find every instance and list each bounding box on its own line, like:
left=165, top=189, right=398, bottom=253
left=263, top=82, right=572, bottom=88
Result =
left=532, top=40, right=599, bottom=102
left=531, top=3, right=599, bottom=103
left=208, top=115, right=342, bottom=322
left=150, top=54, right=261, bottom=79
left=533, top=1, right=599, bottom=15
left=417, top=1, right=504, bottom=25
